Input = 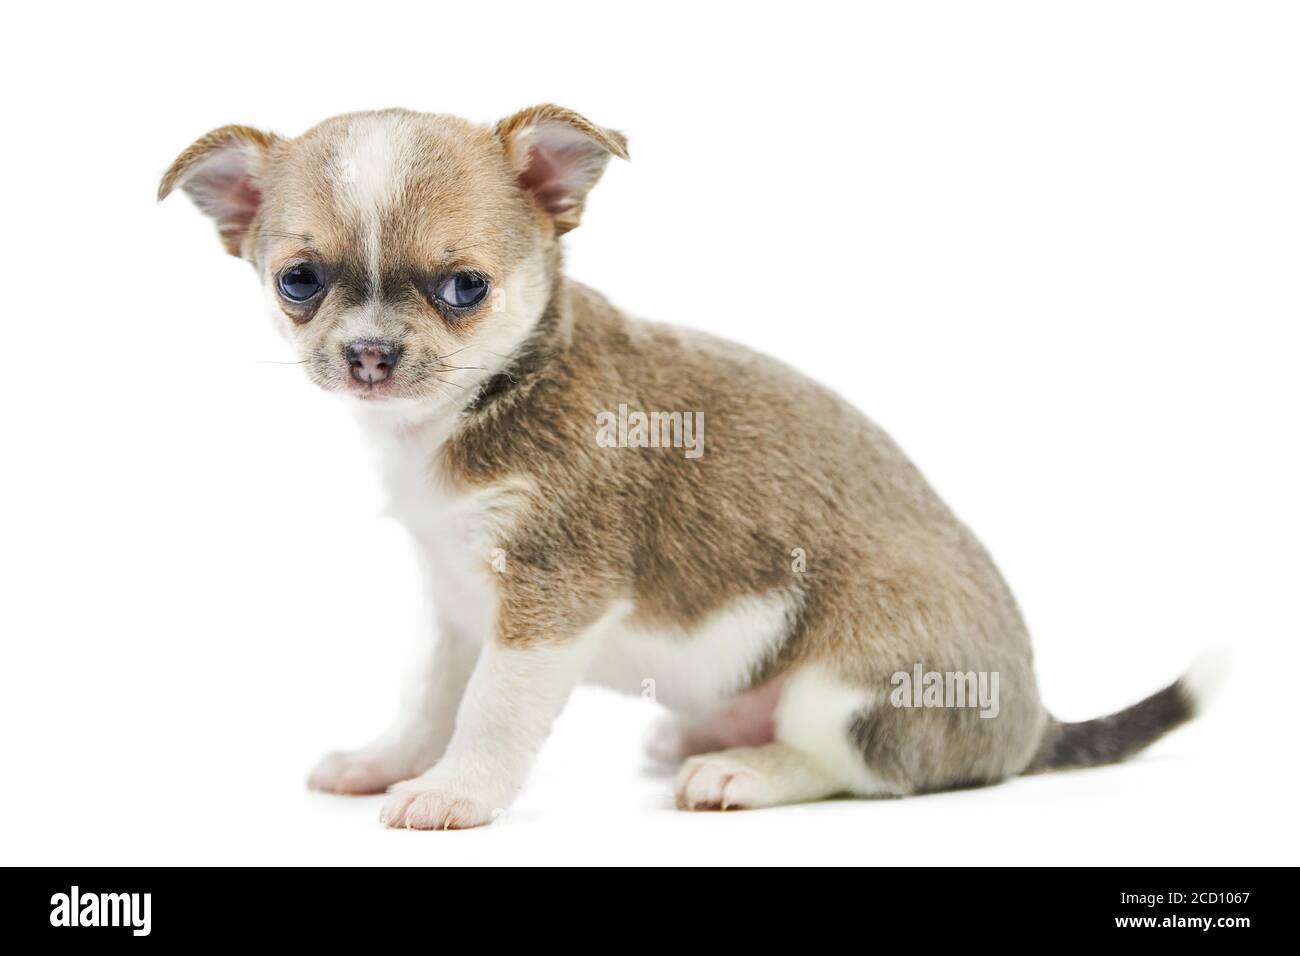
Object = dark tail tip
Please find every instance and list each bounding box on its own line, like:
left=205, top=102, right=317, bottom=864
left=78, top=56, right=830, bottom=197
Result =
left=1026, top=655, right=1225, bottom=773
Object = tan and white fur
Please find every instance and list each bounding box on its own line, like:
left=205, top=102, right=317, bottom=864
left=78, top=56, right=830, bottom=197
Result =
left=161, top=106, right=1211, bottom=829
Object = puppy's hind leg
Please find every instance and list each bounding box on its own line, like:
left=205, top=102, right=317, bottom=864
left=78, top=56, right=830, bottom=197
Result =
left=644, top=714, right=723, bottom=764
left=673, top=667, right=904, bottom=810
left=675, top=743, right=846, bottom=810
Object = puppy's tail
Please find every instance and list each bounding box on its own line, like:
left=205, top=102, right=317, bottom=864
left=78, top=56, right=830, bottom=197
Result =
left=1024, top=651, right=1227, bottom=773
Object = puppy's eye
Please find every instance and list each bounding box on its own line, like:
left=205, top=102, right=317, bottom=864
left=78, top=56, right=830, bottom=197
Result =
left=277, top=264, right=325, bottom=302
left=434, top=273, right=489, bottom=309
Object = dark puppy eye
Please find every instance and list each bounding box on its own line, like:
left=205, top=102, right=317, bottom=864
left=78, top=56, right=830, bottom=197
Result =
left=434, top=272, right=489, bottom=309
left=277, top=264, right=325, bottom=302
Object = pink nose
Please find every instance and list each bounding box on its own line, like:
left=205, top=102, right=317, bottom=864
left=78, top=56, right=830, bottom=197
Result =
left=345, top=340, right=400, bottom=385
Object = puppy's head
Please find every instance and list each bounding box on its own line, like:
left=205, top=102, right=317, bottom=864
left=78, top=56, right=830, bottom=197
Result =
left=160, top=106, right=626, bottom=412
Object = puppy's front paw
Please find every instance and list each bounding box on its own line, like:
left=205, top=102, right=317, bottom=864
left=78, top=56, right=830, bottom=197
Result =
left=308, top=749, right=419, bottom=795
left=379, top=779, right=500, bottom=830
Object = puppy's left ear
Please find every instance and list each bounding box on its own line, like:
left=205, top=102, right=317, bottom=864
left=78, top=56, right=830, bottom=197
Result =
left=495, top=104, right=628, bottom=235
left=158, top=125, right=278, bottom=256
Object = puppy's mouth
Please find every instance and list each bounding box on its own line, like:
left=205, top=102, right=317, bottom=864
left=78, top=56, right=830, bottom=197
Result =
left=301, top=359, right=409, bottom=401
left=344, top=376, right=401, bottom=400
left=334, top=366, right=456, bottom=406
left=303, top=346, right=475, bottom=405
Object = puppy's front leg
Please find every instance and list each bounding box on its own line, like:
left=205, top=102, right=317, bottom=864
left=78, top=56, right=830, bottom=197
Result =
left=379, top=619, right=605, bottom=830
left=308, top=613, right=480, bottom=795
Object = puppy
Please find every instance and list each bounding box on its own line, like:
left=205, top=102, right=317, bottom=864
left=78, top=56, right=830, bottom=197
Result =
left=160, top=106, right=1210, bottom=829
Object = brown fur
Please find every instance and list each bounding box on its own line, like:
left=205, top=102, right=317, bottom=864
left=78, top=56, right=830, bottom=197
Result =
left=444, top=278, right=1047, bottom=788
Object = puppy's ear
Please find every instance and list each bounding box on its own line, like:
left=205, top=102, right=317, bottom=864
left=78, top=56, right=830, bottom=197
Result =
left=495, top=104, right=628, bottom=235
left=158, top=125, right=278, bottom=256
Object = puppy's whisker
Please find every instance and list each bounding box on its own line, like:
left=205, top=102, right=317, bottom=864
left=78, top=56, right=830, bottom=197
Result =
left=448, top=345, right=514, bottom=366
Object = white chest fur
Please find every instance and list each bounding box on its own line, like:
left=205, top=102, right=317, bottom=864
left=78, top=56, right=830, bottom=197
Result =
left=358, top=411, right=518, bottom=642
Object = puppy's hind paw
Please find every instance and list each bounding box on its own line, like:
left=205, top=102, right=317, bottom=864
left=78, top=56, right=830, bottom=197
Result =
left=674, top=754, right=764, bottom=811
left=673, top=744, right=847, bottom=811
left=643, top=715, right=690, bottom=764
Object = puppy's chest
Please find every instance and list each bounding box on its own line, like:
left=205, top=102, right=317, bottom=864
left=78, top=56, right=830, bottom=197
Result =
left=375, top=434, right=526, bottom=618
left=367, top=423, right=793, bottom=712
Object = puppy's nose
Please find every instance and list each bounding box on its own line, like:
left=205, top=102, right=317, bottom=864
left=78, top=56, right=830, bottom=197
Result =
left=345, top=340, right=401, bottom=385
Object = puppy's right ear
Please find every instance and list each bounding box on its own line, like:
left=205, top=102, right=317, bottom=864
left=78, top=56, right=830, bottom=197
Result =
left=158, top=125, right=278, bottom=256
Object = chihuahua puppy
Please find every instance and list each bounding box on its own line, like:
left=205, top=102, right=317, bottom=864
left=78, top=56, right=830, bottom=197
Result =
left=161, top=106, right=1210, bottom=829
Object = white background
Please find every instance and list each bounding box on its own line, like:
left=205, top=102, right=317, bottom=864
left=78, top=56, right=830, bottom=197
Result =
left=2, top=1, right=1297, bottom=865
